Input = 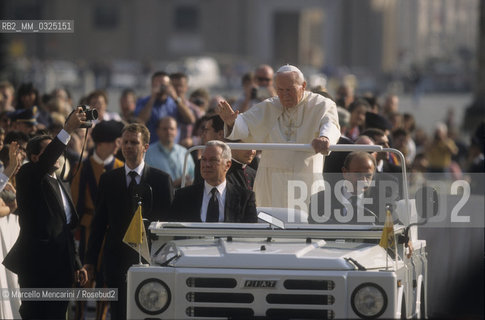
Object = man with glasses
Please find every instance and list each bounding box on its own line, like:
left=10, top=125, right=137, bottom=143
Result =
left=361, top=128, right=401, bottom=173
left=254, top=64, right=277, bottom=100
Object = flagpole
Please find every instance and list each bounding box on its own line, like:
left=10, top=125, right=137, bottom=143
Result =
left=138, top=244, right=142, bottom=265
left=138, top=201, right=142, bottom=265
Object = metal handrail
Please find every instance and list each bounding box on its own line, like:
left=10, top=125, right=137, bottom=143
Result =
left=182, top=143, right=409, bottom=225
left=182, top=143, right=384, bottom=187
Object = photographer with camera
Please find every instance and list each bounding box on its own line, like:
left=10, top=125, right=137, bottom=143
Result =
left=232, top=72, right=259, bottom=113
left=135, top=71, right=195, bottom=144
left=87, top=90, right=122, bottom=123
left=3, top=107, right=89, bottom=319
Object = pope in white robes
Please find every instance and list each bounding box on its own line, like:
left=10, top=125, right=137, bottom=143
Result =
left=217, top=65, right=340, bottom=210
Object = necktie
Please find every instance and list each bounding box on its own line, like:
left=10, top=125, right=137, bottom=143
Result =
left=206, top=188, right=219, bottom=222
left=128, top=171, right=138, bottom=192
left=343, top=195, right=357, bottom=217
left=349, top=195, right=358, bottom=207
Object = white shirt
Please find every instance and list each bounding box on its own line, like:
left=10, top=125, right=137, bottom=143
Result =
left=200, top=180, right=227, bottom=222
left=125, top=161, right=145, bottom=187
left=92, top=151, right=114, bottom=166
left=376, top=160, right=384, bottom=173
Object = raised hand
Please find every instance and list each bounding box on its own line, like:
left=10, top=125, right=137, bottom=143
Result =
left=64, top=107, right=87, bottom=134
left=216, top=100, right=239, bottom=128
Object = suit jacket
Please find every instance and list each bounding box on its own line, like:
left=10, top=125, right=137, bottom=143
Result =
left=3, top=137, right=80, bottom=283
left=226, top=161, right=256, bottom=191
left=85, top=165, right=173, bottom=283
left=169, top=182, right=257, bottom=223
left=323, top=136, right=353, bottom=174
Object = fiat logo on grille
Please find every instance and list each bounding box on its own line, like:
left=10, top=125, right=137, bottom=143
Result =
left=243, top=280, right=277, bottom=288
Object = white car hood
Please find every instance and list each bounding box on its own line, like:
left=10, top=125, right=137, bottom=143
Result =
left=155, top=238, right=390, bottom=270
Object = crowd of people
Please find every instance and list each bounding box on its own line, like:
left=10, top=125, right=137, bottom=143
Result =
left=0, top=62, right=483, bottom=319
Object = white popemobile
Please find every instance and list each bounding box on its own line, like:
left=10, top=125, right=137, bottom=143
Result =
left=126, top=144, right=435, bottom=319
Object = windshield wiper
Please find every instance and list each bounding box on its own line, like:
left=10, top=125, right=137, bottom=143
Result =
left=345, top=257, right=366, bottom=271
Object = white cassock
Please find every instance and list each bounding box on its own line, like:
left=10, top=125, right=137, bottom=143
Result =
left=225, top=91, right=340, bottom=209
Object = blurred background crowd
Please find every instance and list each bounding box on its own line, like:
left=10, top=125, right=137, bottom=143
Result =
left=0, top=0, right=484, bottom=318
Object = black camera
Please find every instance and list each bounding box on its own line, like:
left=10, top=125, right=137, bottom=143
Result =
left=159, top=84, right=168, bottom=95
left=79, top=105, right=98, bottom=128
left=250, top=87, right=257, bottom=100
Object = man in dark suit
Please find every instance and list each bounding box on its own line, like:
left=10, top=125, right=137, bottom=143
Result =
left=84, top=123, right=173, bottom=320
left=226, top=139, right=257, bottom=191
left=310, top=151, right=381, bottom=225
left=3, top=107, right=88, bottom=319
left=170, top=140, right=257, bottom=223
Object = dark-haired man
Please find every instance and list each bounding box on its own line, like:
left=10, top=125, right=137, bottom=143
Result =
left=361, top=128, right=401, bottom=173
left=170, top=72, right=203, bottom=147
left=310, top=151, right=379, bottom=224
left=135, top=71, right=195, bottom=143
left=193, top=114, right=225, bottom=184
left=3, top=108, right=88, bottom=319
left=85, top=123, right=173, bottom=320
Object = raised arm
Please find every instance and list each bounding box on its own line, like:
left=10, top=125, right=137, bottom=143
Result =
left=216, top=100, right=239, bottom=134
left=167, top=84, right=195, bottom=124
left=2, top=141, right=22, bottom=181
left=35, top=107, right=85, bottom=177
left=136, top=88, right=159, bottom=124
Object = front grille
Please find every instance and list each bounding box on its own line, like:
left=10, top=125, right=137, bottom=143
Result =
left=266, top=294, right=334, bottom=305
left=186, top=307, right=254, bottom=318
left=182, top=276, right=337, bottom=319
left=284, top=279, right=335, bottom=290
left=186, top=277, right=236, bottom=288
left=266, top=308, right=334, bottom=319
left=187, top=292, right=254, bottom=303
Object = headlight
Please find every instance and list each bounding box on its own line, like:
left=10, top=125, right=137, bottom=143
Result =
left=135, top=278, right=171, bottom=315
left=351, top=283, right=387, bottom=318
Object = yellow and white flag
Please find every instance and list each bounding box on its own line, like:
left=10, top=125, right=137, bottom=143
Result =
left=379, top=208, right=395, bottom=250
left=123, top=205, right=151, bottom=264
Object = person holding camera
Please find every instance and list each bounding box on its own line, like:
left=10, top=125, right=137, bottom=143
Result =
left=135, top=71, right=195, bottom=144
left=3, top=107, right=88, bottom=319
left=232, top=72, right=259, bottom=113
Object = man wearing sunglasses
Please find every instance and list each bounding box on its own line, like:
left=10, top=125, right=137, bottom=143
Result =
left=254, top=64, right=277, bottom=100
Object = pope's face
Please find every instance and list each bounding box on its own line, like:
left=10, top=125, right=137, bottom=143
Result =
left=275, top=73, right=306, bottom=109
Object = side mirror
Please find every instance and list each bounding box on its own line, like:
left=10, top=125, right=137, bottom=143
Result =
left=415, top=186, right=438, bottom=219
